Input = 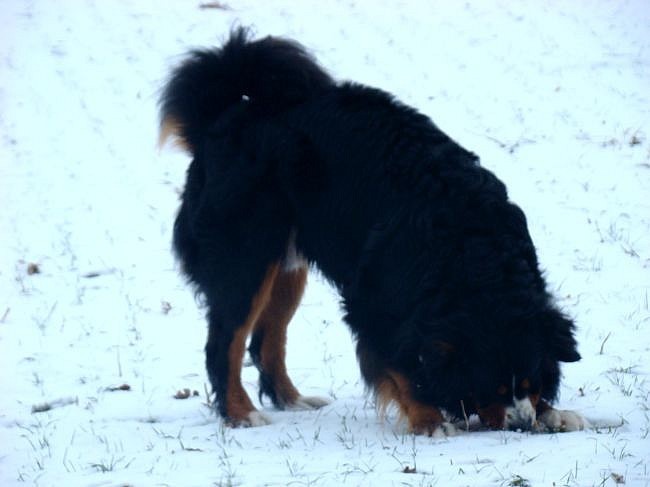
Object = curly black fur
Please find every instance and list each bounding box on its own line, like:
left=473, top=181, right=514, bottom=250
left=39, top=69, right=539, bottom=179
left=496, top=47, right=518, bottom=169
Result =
left=161, top=28, right=580, bottom=427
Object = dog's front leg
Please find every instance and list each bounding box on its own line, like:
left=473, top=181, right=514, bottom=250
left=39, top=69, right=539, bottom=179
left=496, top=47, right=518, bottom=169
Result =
left=535, top=398, right=587, bottom=432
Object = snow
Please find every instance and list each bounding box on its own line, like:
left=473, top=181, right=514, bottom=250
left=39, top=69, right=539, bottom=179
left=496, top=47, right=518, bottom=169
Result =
left=1, top=0, right=648, bottom=485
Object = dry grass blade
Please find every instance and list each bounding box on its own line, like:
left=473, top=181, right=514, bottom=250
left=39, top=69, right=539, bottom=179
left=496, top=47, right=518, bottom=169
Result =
left=199, top=2, right=230, bottom=10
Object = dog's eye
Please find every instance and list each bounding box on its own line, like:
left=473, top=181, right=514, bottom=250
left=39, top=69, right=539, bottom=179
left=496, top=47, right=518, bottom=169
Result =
left=497, top=385, right=508, bottom=396
left=520, top=378, right=531, bottom=390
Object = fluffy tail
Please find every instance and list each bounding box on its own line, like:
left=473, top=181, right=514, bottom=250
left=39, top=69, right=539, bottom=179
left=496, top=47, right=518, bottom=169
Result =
left=159, top=27, right=334, bottom=152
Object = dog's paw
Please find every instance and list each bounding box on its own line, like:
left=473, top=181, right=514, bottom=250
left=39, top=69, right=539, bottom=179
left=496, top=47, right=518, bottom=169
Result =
left=410, top=421, right=456, bottom=437
left=287, top=395, right=331, bottom=410
left=431, top=421, right=457, bottom=438
left=537, top=408, right=587, bottom=432
left=228, top=410, right=271, bottom=428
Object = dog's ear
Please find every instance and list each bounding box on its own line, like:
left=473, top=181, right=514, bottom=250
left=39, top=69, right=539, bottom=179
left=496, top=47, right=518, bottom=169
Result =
left=548, top=313, right=581, bottom=363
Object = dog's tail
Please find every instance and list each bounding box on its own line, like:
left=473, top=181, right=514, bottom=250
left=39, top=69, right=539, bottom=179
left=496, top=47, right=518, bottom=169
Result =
left=159, top=27, right=334, bottom=152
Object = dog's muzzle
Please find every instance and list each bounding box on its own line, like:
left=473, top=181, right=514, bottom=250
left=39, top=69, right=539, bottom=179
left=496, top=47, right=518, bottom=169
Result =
left=504, top=397, right=536, bottom=431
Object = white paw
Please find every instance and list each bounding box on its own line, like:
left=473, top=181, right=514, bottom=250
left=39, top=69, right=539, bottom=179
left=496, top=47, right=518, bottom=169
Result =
left=287, top=395, right=331, bottom=410
left=538, top=408, right=586, bottom=432
left=431, top=422, right=457, bottom=438
left=247, top=410, right=271, bottom=427
left=231, top=410, right=271, bottom=428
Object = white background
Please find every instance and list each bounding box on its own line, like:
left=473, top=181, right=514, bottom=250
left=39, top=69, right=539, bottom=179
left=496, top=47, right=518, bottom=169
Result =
left=1, top=1, right=648, bottom=485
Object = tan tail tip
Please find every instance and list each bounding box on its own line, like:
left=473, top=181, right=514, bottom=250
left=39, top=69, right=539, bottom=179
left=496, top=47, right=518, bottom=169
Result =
left=158, top=116, right=189, bottom=152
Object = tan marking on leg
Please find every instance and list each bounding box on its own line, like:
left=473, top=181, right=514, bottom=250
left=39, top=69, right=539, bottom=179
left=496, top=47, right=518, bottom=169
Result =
left=478, top=403, right=506, bottom=429
left=376, top=370, right=445, bottom=435
left=226, top=264, right=280, bottom=424
left=255, top=266, right=308, bottom=406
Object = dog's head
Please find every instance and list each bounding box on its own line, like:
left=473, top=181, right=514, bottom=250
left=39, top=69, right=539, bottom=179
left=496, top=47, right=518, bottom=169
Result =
left=411, top=307, right=580, bottom=431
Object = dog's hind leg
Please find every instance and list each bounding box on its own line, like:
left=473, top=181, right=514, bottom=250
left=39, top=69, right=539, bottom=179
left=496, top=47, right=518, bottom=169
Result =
left=205, top=263, right=280, bottom=427
left=248, top=265, right=330, bottom=411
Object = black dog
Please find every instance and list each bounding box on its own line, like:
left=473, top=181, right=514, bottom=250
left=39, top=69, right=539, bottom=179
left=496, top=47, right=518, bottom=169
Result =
left=160, top=29, right=584, bottom=434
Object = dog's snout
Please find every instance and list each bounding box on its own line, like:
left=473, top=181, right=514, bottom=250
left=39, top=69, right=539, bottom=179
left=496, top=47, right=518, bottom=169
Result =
left=504, top=397, right=537, bottom=431
left=506, top=414, right=535, bottom=431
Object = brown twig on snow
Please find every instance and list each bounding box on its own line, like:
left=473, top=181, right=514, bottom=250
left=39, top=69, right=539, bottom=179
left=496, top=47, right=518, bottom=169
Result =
left=460, top=399, right=470, bottom=431
left=174, top=388, right=199, bottom=399
left=81, top=268, right=117, bottom=279
left=203, top=382, right=213, bottom=408
left=599, top=332, right=612, bottom=355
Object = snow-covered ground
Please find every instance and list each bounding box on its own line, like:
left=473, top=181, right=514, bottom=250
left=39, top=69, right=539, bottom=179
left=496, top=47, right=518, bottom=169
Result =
left=1, top=1, right=649, bottom=485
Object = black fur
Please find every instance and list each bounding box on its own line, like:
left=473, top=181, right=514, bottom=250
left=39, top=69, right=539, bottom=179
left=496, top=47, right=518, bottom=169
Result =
left=161, top=28, right=580, bottom=427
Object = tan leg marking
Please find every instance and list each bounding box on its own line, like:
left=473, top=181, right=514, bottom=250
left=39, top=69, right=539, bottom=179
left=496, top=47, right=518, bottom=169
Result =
left=226, top=264, right=280, bottom=425
left=254, top=266, right=329, bottom=410
left=254, top=266, right=307, bottom=406
left=478, top=403, right=507, bottom=430
left=376, top=370, right=449, bottom=436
